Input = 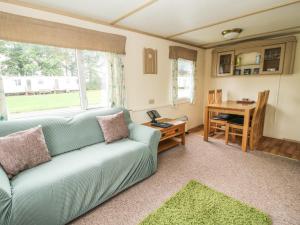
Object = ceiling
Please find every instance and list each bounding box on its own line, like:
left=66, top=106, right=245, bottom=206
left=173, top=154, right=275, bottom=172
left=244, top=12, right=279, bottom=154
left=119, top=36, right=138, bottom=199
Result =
left=4, top=0, right=300, bottom=48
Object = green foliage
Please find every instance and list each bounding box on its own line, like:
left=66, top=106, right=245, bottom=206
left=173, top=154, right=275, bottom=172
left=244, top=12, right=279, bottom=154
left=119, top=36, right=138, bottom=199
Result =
left=0, top=40, right=108, bottom=91
left=0, top=40, right=77, bottom=76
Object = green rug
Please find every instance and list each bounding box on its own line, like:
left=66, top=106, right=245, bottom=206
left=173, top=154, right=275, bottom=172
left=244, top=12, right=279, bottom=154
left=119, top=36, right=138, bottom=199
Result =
left=139, top=180, right=271, bottom=225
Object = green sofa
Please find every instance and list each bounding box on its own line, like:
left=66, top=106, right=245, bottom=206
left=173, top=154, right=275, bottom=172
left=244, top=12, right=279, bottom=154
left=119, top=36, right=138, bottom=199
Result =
left=0, top=108, right=161, bottom=225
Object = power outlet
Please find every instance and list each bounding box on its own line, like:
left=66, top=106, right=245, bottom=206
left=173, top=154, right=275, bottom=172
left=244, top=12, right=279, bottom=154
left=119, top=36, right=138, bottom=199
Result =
left=148, top=99, right=155, bottom=104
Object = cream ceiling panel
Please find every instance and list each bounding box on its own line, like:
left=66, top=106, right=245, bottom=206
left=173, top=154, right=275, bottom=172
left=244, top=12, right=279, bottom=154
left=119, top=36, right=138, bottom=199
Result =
left=18, top=0, right=148, bottom=22
left=173, top=3, right=300, bottom=45
left=118, top=0, right=296, bottom=37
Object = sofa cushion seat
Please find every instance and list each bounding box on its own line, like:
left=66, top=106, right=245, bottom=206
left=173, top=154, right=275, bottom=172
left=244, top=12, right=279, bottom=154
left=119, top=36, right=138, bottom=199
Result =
left=10, top=139, right=155, bottom=225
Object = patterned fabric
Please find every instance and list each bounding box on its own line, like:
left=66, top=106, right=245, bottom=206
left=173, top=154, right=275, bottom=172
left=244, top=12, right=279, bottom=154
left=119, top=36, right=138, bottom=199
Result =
left=171, top=59, right=196, bottom=105
left=0, top=118, right=161, bottom=225
left=0, top=76, right=8, bottom=121
left=0, top=126, right=51, bottom=178
left=0, top=108, right=131, bottom=157
left=97, top=111, right=129, bottom=143
left=171, top=59, right=179, bottom=106
left=107, top=53, right=126, bottom=107
left=190, top=61, right=197, bottom=104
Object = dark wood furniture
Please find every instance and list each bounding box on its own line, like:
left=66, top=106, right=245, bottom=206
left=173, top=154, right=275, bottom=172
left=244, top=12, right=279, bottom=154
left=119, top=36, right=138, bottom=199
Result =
left=143, top=118, right=186, bottom=153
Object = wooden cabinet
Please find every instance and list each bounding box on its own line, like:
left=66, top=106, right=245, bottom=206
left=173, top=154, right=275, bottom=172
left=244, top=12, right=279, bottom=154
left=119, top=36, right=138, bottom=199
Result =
left=143, top=118, right=185, bottom=153
left=217, top=51, right=234, bottom=76
left=212, top=36, right=297, bottom=77
left=260, top=44, right=285, bottom=75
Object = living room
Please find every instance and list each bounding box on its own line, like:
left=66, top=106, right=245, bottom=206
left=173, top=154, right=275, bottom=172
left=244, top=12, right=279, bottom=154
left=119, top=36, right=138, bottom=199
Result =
left=0, top=1, right=299, bottom=225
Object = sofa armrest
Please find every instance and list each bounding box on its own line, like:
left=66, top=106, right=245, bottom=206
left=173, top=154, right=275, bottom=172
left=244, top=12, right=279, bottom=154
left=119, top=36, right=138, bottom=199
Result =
left=0, top=167, right=11, bottom=199
left=0, top=166, right=12, bottom=225
left=128, top=123, right=161, bottom=171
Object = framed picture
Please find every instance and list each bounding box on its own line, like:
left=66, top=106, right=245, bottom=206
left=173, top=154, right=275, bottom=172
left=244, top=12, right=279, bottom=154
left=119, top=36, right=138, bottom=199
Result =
left=144, top=48, right=157, bottom=74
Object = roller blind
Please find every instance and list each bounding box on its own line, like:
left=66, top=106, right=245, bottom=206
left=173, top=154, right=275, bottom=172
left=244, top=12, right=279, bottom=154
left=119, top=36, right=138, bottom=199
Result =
left=0, top=12, right=126, bottom=54
left=169, top=46, right=197, bottom=61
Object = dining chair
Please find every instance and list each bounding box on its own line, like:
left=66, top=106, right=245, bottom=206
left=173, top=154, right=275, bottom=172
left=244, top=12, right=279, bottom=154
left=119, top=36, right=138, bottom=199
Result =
left=208, top=89, right=228, bottom=135
left=215, top=89, right=222, bottom=104
left=208, top=90, right=216, bottom=104
left=225, top=90, right=270, bottom=150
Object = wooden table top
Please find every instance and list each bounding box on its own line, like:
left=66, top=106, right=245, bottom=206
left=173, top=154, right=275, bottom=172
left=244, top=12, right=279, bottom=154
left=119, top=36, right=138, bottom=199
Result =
left=207, top=100, right=256, bottom=111
left=143, top=118, right=185, bottom=131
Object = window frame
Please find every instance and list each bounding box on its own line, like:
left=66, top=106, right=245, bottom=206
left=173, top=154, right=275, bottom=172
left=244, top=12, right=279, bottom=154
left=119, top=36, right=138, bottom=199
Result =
left=0, top=40, right=110, bottom=119
left=176, top=58, right=195, bottom=103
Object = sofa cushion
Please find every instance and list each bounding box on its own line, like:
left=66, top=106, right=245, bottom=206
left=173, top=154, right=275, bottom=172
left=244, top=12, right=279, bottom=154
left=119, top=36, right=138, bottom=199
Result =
left=10, top=139, right=155, bottom=225
left=0, top=108, right=132, bottom=156
left=97, top=111, right=129, bottom=143
left=0, top=126, right=51, bottom=178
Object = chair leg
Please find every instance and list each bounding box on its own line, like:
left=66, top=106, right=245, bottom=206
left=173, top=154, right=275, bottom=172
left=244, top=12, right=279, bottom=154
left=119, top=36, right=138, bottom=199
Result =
left=231, top=128, right=236, bottom=143
left=249, top=130, right=255, bottom=150
left=225, top=124, right=229, bottom=145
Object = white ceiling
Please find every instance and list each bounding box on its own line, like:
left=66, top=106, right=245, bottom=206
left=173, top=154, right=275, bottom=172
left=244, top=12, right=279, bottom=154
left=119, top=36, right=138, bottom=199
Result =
left=15, top=0, right=300, bottom=47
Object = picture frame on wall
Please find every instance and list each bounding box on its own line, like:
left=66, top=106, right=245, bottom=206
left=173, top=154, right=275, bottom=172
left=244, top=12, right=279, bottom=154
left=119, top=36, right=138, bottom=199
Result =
left=144, top=48, right=157, bottom=74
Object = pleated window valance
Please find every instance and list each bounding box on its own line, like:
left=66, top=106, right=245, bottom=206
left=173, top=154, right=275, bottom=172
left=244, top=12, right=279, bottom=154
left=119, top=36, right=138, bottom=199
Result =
left=0, top=12, right=126, bottom=54
left=169, top=46, right=197, bottom=61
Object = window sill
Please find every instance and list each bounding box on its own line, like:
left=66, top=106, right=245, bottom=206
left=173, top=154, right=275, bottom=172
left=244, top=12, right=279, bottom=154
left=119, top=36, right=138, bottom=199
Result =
left=8, top=107, right=107, bottom=120
left=175, top=98, right=192, bottom=104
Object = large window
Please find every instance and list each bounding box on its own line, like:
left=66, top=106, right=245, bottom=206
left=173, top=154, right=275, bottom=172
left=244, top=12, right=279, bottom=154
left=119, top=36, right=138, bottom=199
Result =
left=177, top=58, right=195, bottom=101
left=0, top=40, right=110, bottom=118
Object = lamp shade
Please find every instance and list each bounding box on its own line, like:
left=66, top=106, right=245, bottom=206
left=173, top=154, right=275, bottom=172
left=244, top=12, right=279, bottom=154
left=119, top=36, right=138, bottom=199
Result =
left=222, top=28, right=242, bottom=40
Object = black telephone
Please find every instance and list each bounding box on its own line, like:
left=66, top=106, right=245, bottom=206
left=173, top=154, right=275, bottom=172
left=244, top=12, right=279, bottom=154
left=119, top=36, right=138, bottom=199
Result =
left=146, top=110, right=172, bottom=128
left=147, top=110, right=161, bottom=123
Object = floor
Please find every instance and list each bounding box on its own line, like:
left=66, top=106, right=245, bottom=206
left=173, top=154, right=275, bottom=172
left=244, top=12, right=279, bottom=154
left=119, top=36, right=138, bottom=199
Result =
left=71, top=134, right=300, bottom=225
left=191, top=125, right=300, bottom=161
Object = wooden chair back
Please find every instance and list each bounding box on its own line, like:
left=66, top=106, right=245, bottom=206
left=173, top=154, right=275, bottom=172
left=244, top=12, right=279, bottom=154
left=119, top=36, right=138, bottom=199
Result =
left=208, top=90, right=215, bottom=104
left=215, top=89, right=222, bottom=104
left=251, top=90, right=270, bottom=147
left=258, top=90, right=270, bottom=137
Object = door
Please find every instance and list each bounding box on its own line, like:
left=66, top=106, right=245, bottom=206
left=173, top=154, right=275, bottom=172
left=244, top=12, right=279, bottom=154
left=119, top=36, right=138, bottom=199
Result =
left=260, top=44, right=285, bottom=75
left=216, top=51, right=234, bottom=76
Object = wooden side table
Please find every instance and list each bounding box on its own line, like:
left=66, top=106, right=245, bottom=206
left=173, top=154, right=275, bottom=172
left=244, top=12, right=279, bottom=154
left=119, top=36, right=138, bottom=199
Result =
left=143, top=118, right=186, bottom=153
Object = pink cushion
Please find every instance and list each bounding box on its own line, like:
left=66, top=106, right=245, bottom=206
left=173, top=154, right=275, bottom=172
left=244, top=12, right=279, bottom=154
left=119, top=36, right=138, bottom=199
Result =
left=97, top=111, right=129, bottom=143
left=0, top=126, right=51, bottom=178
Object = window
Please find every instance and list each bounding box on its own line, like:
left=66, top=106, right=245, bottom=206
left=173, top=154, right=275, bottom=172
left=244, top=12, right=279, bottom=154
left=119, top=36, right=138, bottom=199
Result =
left=80, top=50, right=109, bottom=108
left=0, top=40, right=110, bottom=118
left=177, top=58, right=195, bottom=101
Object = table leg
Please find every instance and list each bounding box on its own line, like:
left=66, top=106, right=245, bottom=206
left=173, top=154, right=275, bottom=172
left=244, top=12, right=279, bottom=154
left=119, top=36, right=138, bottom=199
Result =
left=242, top=109, right=250, bottom=152
left=204, top=106, right=209, bottom=141
left=182, top=133, right=185, bottom=145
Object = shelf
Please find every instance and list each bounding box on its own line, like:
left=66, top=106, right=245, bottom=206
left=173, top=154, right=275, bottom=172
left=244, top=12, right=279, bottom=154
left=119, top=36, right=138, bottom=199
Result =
left=158, top=139, right=180, bottom=153
left=235, top=64, right=260, bottom=67
left=263, top=58, right=280, bottom=61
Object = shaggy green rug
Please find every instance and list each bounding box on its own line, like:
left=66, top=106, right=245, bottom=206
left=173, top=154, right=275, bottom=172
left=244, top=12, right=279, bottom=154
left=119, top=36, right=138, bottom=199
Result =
left=139, top=180, right=272, bottom=225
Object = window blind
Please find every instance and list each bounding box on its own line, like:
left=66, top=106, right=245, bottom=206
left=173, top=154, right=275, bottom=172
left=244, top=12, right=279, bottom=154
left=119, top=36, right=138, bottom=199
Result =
left=169, top=46, right=197, bottom=61
left=0, top=12, right=126, bottom=54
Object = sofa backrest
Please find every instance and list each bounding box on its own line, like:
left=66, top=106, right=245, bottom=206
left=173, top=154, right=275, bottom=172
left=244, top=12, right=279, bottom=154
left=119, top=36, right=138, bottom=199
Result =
left=0, top=108, right=132, bottom=157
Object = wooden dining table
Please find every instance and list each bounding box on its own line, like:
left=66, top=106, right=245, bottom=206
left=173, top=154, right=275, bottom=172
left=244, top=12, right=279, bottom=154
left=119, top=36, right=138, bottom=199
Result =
left=203, top=100, right=256, bottom=152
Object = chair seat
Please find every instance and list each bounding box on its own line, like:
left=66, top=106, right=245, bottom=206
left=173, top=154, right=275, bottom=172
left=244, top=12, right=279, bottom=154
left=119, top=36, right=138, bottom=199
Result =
left=228, top=117, right=244, bottom=125
left=213, top=114, right=243, bottom=121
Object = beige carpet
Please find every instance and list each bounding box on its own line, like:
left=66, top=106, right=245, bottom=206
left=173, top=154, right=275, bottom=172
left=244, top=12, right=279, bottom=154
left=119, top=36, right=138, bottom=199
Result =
left=70, top=134, right=300, bottom=225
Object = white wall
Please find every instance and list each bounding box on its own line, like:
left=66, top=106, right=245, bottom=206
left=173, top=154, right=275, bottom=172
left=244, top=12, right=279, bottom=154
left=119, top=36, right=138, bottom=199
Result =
left=0, top=2, right=205, bottom=129
left=203, top=35, right=300, bottom=141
